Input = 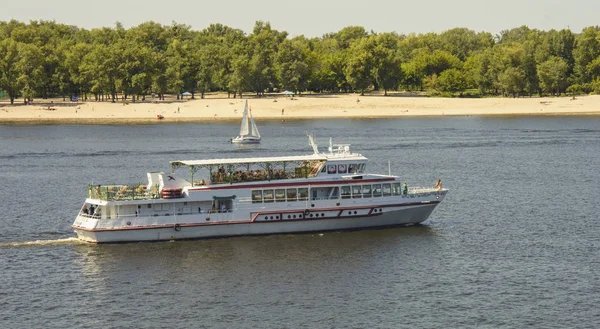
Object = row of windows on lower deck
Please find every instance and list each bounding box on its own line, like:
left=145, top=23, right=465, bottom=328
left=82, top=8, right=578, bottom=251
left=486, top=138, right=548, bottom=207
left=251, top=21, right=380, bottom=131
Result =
left=251, top=183, right=404, bottom=203
left=80, top=200, right=224, bottom=219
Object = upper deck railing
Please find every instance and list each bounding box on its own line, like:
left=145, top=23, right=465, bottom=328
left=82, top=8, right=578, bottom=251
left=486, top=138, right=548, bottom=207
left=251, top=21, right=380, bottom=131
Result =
left=88, top=184, right=161, bottom=201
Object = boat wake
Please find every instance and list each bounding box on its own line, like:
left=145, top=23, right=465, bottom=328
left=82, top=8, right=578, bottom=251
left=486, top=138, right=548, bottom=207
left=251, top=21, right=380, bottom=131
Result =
left=0, top=237, right=84, bottom=249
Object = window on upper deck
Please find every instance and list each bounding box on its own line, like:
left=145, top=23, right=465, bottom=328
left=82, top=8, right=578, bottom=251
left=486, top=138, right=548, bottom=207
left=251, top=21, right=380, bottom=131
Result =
left=341, top=186, right=351, bottom=199
left=286, top=188, right=297, bottom=201
left=348, top=164, right=357, bottom=174
left=382, top=184, right=392, bottom=196
left=298, top=188, right=308, bottom=201
left=275, top=189, right=285, bottom=202
left=263, top=190, right=274, bottom=203
left=338, top=164, right=347, bottom=173
left=362, top=185, right=372, bottom=198
left=358, top=163, right=365, bottom=173
left=352, top=185, right=362, bottom=198
left=373, top=184, right=382, bottom=197
left=392, top=183, right=401, bottom=196
left=327, top=165, right=337, bottom=174
left=321, top=166, right=326, bottom=173
left=252, top=190, right=263, bottom=203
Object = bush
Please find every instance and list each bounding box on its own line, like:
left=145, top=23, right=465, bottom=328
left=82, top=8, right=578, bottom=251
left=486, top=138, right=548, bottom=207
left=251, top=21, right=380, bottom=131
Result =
left=566, top=84, right=584, bottom=95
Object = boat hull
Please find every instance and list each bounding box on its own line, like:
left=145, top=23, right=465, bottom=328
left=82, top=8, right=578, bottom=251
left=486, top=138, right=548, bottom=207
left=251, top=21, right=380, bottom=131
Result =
left=73, top=203, right=438, bottom=243
left=231, top=137, right=261, bottom=144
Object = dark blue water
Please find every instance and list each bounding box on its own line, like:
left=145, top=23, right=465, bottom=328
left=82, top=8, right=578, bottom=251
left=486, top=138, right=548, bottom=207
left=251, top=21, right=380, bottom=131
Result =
left=1, top=117, right=599, bottom=328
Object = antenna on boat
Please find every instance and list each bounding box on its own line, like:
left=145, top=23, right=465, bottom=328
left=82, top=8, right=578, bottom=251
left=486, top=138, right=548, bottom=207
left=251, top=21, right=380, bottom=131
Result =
left=307, top=132, right=319, bottom=154
left=388, top=159, right=391, bottom=176
left=329, top=137, right=333, bottom=153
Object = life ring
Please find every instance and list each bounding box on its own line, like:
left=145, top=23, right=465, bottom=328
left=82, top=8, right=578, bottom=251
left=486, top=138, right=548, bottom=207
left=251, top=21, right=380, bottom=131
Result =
left=174, top=224, right=181, bottom=231
left=304, top=209, right=310, bottom=216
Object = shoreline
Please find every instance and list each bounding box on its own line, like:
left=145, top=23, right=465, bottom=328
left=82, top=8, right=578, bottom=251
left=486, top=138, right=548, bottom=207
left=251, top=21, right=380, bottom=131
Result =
left=2, top=112, right=600, bottom=125
left=1, top=94, right=600, bottom=125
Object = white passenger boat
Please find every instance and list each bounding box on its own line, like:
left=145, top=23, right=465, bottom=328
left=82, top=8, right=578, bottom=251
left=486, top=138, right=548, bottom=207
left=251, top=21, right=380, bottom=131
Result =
left=231, top=100, right=261, bottom=144
left=72, top=135, right=448, bottom=243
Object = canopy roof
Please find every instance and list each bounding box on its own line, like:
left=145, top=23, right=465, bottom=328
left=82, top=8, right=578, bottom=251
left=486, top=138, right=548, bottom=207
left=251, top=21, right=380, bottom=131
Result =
left=170, top=154, right=328, bottom=167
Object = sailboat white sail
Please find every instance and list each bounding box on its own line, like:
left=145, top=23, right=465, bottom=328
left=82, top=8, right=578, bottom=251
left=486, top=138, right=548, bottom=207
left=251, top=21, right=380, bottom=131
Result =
left=231, top=100, right=261, bottom=144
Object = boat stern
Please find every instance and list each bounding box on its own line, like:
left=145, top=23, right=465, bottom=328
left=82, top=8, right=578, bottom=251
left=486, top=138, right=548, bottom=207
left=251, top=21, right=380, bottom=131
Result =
left=72, top=200, right=103, bottom=243
left=72, top=215, right=100, bottom=243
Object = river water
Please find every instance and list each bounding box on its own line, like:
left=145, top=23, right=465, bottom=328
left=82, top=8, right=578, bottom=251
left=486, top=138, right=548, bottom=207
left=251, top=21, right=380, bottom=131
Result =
left=1, top=117, right=599, bottom=328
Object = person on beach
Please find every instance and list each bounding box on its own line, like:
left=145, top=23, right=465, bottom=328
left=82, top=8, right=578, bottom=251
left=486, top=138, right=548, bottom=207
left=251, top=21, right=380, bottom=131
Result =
left=282, top=108, right=284, bottom=115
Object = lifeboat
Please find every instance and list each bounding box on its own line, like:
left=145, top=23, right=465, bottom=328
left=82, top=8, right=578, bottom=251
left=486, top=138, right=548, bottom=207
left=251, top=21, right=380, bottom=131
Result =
left=161, top=187, right=183, bottom=199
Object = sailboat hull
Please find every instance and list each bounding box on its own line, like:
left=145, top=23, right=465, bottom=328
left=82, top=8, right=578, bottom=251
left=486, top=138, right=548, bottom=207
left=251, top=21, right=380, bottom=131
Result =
left=231, top=137, right=261, bottom=144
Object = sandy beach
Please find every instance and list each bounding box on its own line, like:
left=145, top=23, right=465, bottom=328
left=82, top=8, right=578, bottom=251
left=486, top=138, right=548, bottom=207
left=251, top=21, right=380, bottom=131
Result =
left=1, top=93, right=600, bottom=124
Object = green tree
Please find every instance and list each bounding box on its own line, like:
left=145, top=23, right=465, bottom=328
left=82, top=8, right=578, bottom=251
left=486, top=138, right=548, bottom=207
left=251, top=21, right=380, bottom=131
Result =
left=0, top=38, right=21, bottom=104
left=498, top=67, right=525, bottom=97
left=537, top=56, right=569, bottom=95
left=436, top=68, right=467, bottom=93
left=229, top=54, right=251, bottom=98
left=439, top=28, right=493, bottom=61
left=344, top=38, right=373, bottom=95
left=275, top=38, right=310, bottom=93
left=248, top=21, right=287, bottom=96
left=371, top=33, right=403, bottom=95
left=573, top=27, right=600, bottom=83
left=16, top=42, right=45, bottom=101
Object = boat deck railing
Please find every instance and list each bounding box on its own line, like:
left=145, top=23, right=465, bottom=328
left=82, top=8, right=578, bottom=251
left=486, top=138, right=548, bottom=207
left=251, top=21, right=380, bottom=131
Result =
left=88, top=184, right=161, bottom=201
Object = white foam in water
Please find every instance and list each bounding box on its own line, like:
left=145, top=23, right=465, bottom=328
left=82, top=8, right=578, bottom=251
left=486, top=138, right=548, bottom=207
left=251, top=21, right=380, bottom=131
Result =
left=0, top=237, right=84, bottom=248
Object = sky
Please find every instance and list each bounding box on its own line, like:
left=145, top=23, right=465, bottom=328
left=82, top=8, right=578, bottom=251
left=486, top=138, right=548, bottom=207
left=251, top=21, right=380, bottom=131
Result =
left=2, top=0, right=599, bottom=37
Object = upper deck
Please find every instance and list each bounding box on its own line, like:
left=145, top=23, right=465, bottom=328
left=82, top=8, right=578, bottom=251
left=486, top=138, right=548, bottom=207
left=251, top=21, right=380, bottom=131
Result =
left=87, top=136, right=375, bottom=201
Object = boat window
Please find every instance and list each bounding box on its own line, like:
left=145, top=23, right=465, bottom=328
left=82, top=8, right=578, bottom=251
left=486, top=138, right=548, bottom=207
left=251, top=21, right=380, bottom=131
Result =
left=328, top=187, right=340, bottom=199
left=352, top=185, right=362, bottom=198
left=338, top=164, right=347, bottom=174
left=147, top=204, right=152, bottom=208
left=160, top=204, right=172, bottom=211
left=321, top=166, right=326, bottom=173
left=348, top=164, right=357, bottom=174
left=252, top=190, right=263, bottom=203
left=341, top=186, right=351, bottom=199
left=263, top=190, right=274, bottom=203
left=275, top=189, right=285, bottom=202
left=298, top=188, right=308, bottom=201
left=373, top=184, right=382, bottom=197
left=286, top=188, right=297, bottom=201
left=358, top=163, right=365, bottom=173
left=382, top=184, right=392, bottom=196
left=392, top=183, right=401, bottom=196
left=327, top=165, right=337, bottom=174
left=362, top=185, right=372, bottom=198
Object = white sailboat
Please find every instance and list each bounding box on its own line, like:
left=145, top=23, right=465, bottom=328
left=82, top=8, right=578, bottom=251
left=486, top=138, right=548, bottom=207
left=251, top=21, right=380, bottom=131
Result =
left=231, top=100, right=261, bottom=144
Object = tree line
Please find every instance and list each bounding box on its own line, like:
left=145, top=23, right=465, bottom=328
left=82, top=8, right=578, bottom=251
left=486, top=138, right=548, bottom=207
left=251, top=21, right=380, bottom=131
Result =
left=1, top=20, right=600, bottom=104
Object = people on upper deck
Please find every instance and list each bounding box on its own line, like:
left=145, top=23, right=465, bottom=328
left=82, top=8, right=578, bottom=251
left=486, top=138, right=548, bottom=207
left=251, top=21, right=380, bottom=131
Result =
left=89, top=205, right=95, bottom=215
left=434, top=179, right=442, bottom=190
left=403, top=182, right=408, bottom=195
left=82, top=205, right=88, bottom=214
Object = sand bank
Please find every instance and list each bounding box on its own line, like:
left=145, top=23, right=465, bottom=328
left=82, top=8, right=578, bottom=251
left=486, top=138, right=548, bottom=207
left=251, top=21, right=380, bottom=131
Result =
left=1, top=93, right=599, bottom=124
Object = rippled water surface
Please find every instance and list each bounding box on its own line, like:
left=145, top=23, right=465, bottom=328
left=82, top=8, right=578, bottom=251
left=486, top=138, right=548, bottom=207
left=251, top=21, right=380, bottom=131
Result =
left=1, top=117, right=599, bottom=328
